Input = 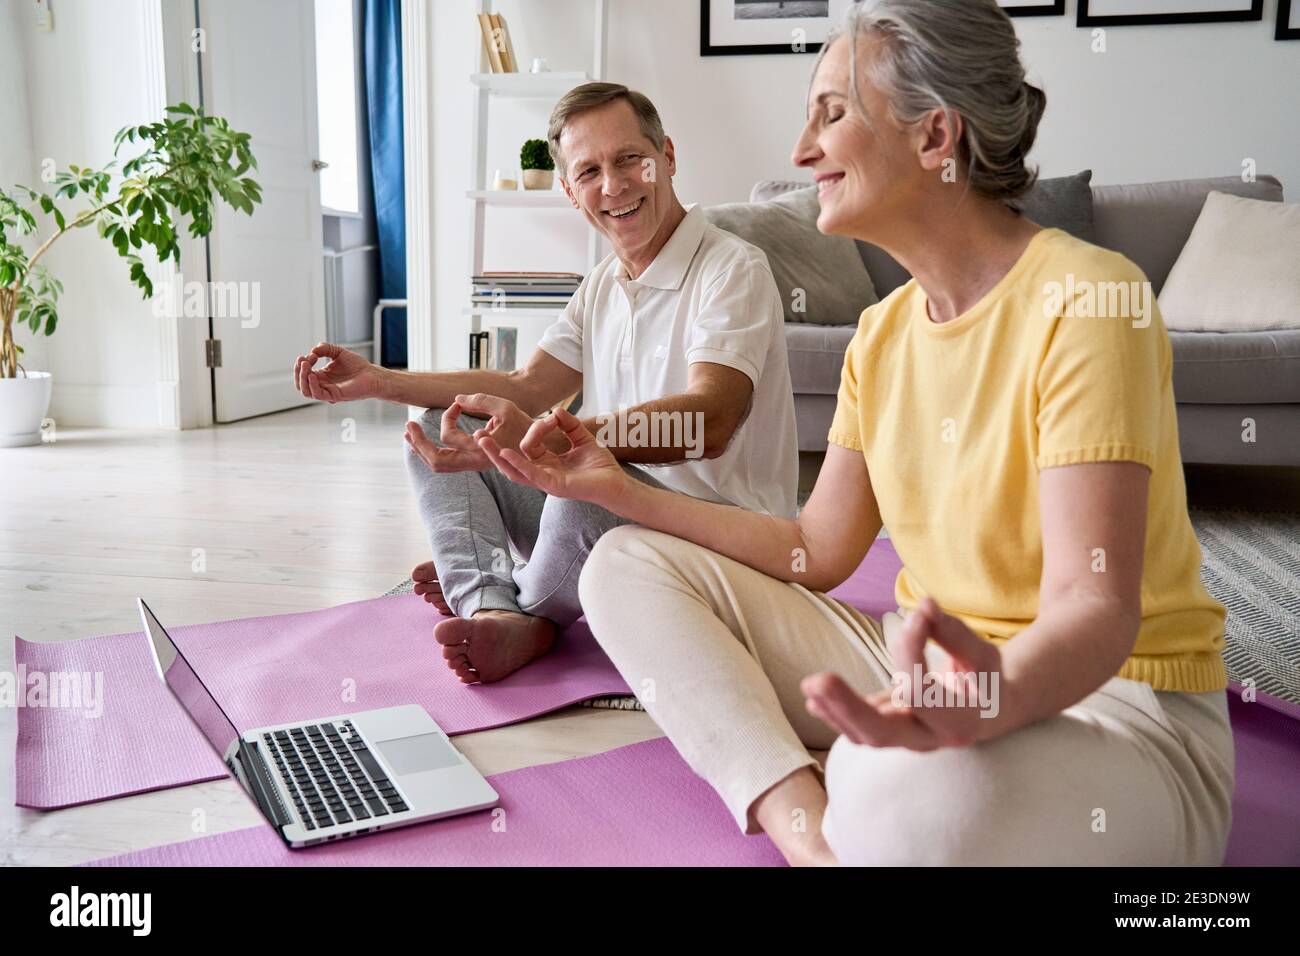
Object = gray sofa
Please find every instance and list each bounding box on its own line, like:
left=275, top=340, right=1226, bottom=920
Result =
left=740, top=176, right=1300, bottom=466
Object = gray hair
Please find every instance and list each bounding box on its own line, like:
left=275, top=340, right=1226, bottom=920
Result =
left=547, top=82, right=667, bottom=180
left=812, top=0, right=1046, bottom=203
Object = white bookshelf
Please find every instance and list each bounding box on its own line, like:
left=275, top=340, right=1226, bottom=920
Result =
left=470, top=70, right=592, bottom=97
left=466, top=189, right=571, bottom=207
left=464, top=306, right=564, bottom=319
left=467, top=0, right=608, bottom=367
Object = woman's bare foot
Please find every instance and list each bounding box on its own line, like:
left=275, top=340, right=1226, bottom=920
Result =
left=752, top=766, right=839, bottom=867
left=410, top=561, right=451, bottom=615
left=433, top=610, right=556, bottom=684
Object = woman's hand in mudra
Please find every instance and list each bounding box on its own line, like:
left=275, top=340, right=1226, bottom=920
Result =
left=476, top=406, right=630, bottom=508
left=802, top=597, right=1006, bottom=751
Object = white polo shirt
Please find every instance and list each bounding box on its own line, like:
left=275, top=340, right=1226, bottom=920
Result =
left=538, top=203, right=798, bottom=518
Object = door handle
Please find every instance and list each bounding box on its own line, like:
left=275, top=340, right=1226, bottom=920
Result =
left=311, top=159, right=330, bottom=172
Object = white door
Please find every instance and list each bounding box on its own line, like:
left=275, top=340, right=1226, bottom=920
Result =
left=199, top=0, right=325, bottom=422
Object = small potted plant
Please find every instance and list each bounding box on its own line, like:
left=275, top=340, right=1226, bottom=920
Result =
left=0, top=103, right=260, bottom=446
left=520, top=138, right=554, bottom=190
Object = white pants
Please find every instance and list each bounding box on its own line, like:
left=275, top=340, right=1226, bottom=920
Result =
left=578, top=527, right=1236, bottom=865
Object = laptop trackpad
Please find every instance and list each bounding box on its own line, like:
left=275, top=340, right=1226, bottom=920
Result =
left=374, top=733, right=462, bottom=775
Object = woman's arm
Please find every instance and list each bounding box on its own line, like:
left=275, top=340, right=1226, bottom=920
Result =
left=477, top=408, right=882, bottom=591
left=803, top=460, right=1151, bottom=750
left=988, top=460, right=1150, bottom=736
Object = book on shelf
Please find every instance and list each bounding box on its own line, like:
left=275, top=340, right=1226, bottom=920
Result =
left=468, top=330, right=491, bottom=368
left=467, top=328, right=518, bottom=371
left=476, top=12, right=517, bottom=73
left=472, top=269, right=581, bottom=307
left=491, top=13, right=519, bottom=73
left=474, top=271, right=582, bottom=282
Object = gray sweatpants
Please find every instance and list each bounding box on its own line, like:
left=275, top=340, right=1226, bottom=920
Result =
left=403, top=406, right=664, bottom=626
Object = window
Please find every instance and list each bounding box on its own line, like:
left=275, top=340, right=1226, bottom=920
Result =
left=314, top=0, right=361, bottom=216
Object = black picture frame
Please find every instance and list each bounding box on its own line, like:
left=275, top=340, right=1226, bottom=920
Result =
left=700, top=0, right=826, bottom=57
left=700, top=0, right=1064, bottom=57
left=1279, top=0, right=1300, bottom=39
left=1000, top=1, right=1066, bottom=16
left=1078, top=0, right=1264, bottom=27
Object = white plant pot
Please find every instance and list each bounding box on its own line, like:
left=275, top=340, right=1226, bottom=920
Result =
left=522, top=168, right=554, bottom=190
left=0, top=371, right=54, bottom=447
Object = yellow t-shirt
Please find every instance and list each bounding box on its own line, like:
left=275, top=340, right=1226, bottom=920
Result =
left=828, top=227, right=1226, bottom=692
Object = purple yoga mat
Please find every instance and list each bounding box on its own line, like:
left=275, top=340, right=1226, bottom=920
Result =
left=88, top=687, right=1300, bottom=867
left=14, top=593, right=630, bottom=810
left=87, top=737, right=785, bottom=867
left=86, top=694, right=1300, bottom=867
left=1223, top=693, right=1300, bottom=866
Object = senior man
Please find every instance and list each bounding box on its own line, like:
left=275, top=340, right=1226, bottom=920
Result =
left=293, top=82, right=796, bottom=683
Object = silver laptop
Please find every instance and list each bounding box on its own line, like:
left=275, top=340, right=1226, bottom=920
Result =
left=138, top=598, right=499, bottom=848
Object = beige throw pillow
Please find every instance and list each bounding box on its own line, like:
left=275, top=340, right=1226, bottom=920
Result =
left=1158, top=190, right=1300, bottom=332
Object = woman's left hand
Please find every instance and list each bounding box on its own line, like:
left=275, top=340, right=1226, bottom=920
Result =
left=477, top=406, right=631, bottom=510
left=802, top=597, right=1005, bottom=751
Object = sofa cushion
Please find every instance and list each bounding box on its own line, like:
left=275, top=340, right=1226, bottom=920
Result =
left=705, top=186, right=876, bottom=325
left=784, top=323, right=858, bottom=395
left=1015, top=169, right=1096, bottom=243
left=752, top=171, right=1096, bottom=299
left=1158, top=192, right=1300, bottom=333
left=1092, top=175, right=1284, bottom=294
left=1170, top=329, right=1300, bottom=405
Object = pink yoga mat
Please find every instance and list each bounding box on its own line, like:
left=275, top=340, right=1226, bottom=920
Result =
left=87, top=737, right=785, bottom=867
left=87, top=695, right=1300, bottom=868
left=14, top=593, right=630, bottom=810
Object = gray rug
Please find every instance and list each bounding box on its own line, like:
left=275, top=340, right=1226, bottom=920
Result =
left=1190, top=508, right=1300, bottom=706
left=385, top=508, right=1298, bottom=709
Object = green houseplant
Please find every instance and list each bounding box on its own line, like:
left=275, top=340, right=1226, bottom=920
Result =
left=519, top=137, right=554, bottom=190
left=0, top=103, right=261, bottom=446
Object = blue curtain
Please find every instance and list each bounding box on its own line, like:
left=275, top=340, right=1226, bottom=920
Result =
left=364, top=0, right=407, bottom=367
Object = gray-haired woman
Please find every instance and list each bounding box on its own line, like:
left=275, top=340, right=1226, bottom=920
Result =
left=475, top=0, right=1233, bottom=866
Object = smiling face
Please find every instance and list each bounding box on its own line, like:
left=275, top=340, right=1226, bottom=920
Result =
left=558, top=98, right=680, bottom=271
left=791, top=34, right=943, bottom=244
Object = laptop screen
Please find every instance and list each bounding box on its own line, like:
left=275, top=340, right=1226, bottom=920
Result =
left=138, top=599, right=241, bottom=762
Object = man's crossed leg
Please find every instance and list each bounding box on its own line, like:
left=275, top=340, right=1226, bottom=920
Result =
left=404, top=405, right=662, bottom=683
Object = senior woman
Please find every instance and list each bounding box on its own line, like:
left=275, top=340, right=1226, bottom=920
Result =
left=475, top=0, right=1233, bottom=866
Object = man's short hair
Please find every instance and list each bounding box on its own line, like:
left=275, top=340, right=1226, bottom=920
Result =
left=547, top=82, right=666, bottom=179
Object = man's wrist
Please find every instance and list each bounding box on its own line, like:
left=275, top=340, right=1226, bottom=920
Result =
left=374, top=366, right=399, bottom=404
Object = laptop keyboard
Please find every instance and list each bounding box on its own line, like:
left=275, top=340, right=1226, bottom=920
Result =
left=261, top=720, right=410, bottom=831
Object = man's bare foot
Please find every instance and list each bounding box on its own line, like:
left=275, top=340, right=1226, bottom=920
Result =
left=410, top=561, right=451, bottom=615
left=433, top=610, right=556, bottom=684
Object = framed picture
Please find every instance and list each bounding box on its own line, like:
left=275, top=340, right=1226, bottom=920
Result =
left=1279, top=0, right=1300, bottom=39
left=700, top=0, right=849, bottom=57
left=1078, top=0, right=1264, bottom=27
left=998, top=0, right=1065, bottom=15
left=701, top=0, right=1064, bottom=57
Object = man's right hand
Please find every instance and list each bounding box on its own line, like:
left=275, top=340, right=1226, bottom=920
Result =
left=404, top=395, right=535, bottom=474
left=293, top=343, right=384, bottom=403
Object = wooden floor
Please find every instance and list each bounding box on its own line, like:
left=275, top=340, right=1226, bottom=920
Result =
left=4, top=400, right=1294, bottom=866
left=0, top=400, right=661, bottom=866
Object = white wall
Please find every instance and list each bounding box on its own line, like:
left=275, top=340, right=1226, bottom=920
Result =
left=427, top=0, right=1300, bottom=369
left=14, top=0, right=167, bottom=427
left=0, top=1, right=44, bottom=375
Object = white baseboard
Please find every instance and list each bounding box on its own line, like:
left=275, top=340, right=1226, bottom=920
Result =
left=48, top=382, right=164, bottom=429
